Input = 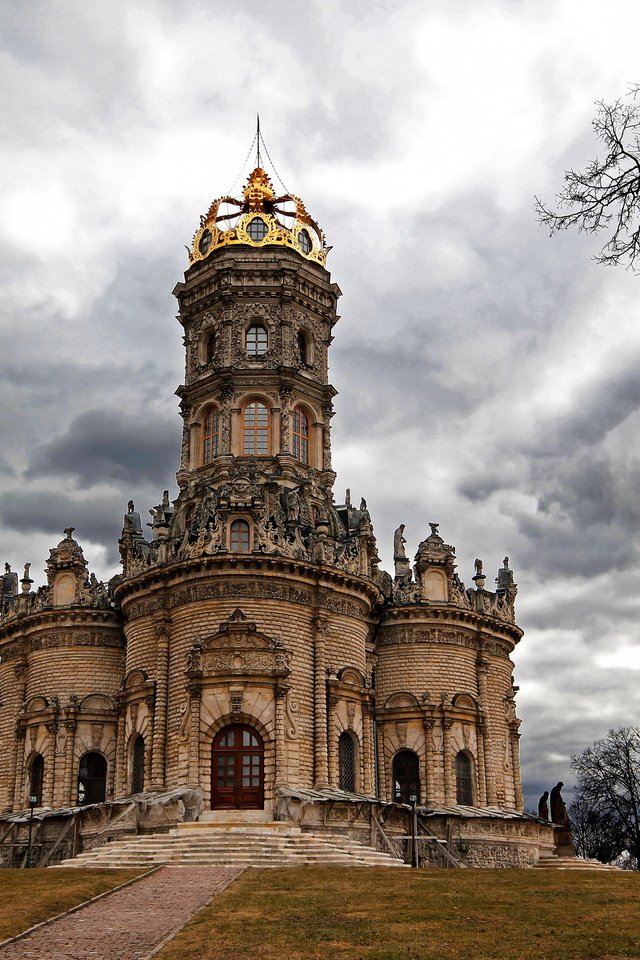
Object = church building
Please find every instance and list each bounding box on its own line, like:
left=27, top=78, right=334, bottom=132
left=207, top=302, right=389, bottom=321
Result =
left=0, top=166, right=549, bottom=866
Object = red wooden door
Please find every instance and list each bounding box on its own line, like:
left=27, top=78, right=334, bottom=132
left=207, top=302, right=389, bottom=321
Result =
left=211, top=725, right=264, bottom=809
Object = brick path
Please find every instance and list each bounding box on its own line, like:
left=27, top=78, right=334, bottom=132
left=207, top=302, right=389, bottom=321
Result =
left=0, top=866, right=243, bottom=960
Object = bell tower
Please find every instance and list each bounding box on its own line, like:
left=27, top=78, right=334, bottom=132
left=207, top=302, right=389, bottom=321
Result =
left=172, top=167, right=342, bottom=543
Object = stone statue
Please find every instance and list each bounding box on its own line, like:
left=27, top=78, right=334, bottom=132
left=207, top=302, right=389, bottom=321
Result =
left=474, top=558, right=483, bottom=577
left=496, top=557, right=513, bottom=592
left=393, top=524, right=407, bottom=560
left=286, top=489, right=301, bottom=523
left=23, top=563, right=31, bottom=580
left=63, top=527, right=75, bottom=539
left=537, top=790, right=549, bottom=820
left=550, top=781, right=570, bottom=826
left=429, top=522, right=439, bottom=537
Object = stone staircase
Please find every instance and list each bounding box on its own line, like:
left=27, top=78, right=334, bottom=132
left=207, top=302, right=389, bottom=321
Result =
left=52, top=821, right=409, bottom=869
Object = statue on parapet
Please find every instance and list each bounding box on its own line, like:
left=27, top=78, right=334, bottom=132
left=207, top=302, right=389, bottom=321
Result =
left=550, top=781, right=570, bottom=826
left=537, top=790, right=549, bottom=820
left=393, top=524, right=407, bottom=560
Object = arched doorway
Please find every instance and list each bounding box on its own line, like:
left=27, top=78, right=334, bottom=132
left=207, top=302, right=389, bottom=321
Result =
left=211, top=724, right=264, bottom=810
left=392, top=749, right=421, bottom=804
left=77, top=752, right=107, bottom=805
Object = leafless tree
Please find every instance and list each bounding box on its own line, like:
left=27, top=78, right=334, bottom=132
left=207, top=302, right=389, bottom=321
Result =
left=571, top=727, right=640, bottom=869
left=535, top=87, right=640, bottom=272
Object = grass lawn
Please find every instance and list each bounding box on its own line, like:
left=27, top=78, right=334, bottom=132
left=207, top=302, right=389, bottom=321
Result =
left=0, top=868, right=144, bottom=942
left=156, top=866, right=640, bottom=960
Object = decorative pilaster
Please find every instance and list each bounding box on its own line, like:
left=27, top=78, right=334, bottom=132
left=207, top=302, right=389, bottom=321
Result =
left=327, top=695, right=339, bottom=787
left=362, top=701, right=375, bottom=795
left=115, top=705, right=126, bottom=797
left=475, top=720, right=488, bottom=806
left=312, top=621, right=329, bottom=788
left=187, top=685, right=201, bottom=787
left=12, top=728, right=26, bottom=810
left=150, top=622, right=170, bottom=790
left=7, top=661, right=27, bottom=811
left=274, top=684, right=288, bottom=787
left=442, top=717, right=454, bottom=804
left=63, top=720, right=77, bottom=806
left=477, top=656, right=497, bottom=804
left=423, top=718, right=435, bottom=805
left=509, top=723, right=524, bottom=810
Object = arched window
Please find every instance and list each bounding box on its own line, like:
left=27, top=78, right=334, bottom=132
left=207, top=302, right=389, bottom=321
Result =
left=131, top=735, right=145, bottom=795
left=338, top=731, right=356, bottom=792
left=392, top=750, right=420, bottom=804
left=292, top=408, right=309, bottom=464
left=203, top=408, right=220, bottom=464
left=77, top=752, right=107, bottom=805
left=29, top=754, right=44, bottom=805
left=242, top=401, right=269, bottom=455
left=297, top=330, right=309, bottom=365
left=230, top=519, right=251, bottom=553
left=245, top=325, right=268, bottom=356
left=455, top=752, right=474, bottom=805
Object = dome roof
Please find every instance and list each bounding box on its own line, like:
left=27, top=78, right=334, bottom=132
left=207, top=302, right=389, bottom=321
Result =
left=189, top=167, right=328, bottom=266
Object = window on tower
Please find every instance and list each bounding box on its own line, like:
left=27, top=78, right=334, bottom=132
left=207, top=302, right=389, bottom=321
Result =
left=242, top=401, right=269, bottom=455
left=297, top=330, right=309, bottom=365
left=293, top=407, right=309, bottom=464
left=203, top=408, right=220, bottom=464
left=205, top=331, right=216, bottom=364
left=230, top=518, right=251, bottom=553
left=246, top=325, right=268, bottom=356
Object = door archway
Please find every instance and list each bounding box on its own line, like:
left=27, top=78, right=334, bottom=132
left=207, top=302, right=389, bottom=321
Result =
left=211, top=724, right=264, bottom=810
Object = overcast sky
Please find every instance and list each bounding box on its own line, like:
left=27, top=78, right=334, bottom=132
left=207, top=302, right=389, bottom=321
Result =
left=1, top=0, right=639, bottom=810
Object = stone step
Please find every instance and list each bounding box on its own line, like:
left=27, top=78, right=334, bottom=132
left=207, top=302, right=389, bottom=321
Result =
left=53, top=825, right=409, bottom=869
left=534, top=856, right=621, bottom=871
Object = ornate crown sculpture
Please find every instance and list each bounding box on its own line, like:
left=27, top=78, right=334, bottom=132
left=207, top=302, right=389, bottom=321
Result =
left=190, top=167, right=328, bottom=266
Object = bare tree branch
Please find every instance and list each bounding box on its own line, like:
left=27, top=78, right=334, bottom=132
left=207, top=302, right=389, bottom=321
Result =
left=535, top=86, right=640, bottom=271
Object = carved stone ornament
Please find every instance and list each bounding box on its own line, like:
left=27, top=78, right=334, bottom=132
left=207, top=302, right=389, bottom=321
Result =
left=192, top=611, right=291, bottom=681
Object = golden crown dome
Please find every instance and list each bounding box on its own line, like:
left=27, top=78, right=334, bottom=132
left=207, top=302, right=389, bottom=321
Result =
left=189, top=167, right=328, bottom=266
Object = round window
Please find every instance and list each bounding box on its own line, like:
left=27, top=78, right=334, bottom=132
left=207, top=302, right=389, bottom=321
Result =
left=298, top=229, right=312, bottom=254
left=199, top=229, right=212, bottom=255
left=247, top=217, right=268, bottom=242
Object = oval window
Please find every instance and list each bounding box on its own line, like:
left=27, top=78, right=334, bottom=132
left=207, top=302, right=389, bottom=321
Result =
left=199, top=229, right=212, bottom=255
left=247, top=217, right=268, bottom=242
left=298, top=229, right=312, bottom=254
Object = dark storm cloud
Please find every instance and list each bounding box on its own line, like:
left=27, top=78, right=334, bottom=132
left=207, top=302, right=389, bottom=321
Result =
left=27, top=409, right=179, bottom=487
left=0, top=489, right=125, bottom=568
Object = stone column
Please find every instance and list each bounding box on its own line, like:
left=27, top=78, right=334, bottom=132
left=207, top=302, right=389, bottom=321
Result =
left=187, top=685, right=202, bottom=788
left=7, top=662, right=27, bottom=811
left=150, top=623, right=170, bottom=790
left=509, top=724, right=524, bottom=811
left=322, top=403, right=333, bottom=470
left=312, top=623, right=329, bottom=788
left=327, top=696, right=340, bottom=787
left=476, top=656, right=497, bottom=804
left=362, top=700, right=375, bottom=795
left=442, top=717, right=454, bottom=804
left=63, top=720, right=77, bottom=806
left=230, top=407, right=241, bottom=456
left=475, top=721, right=488, bottom=806
left=376, top=722, right=387, bottom=798
left=274, top=685, right=288, bottom=787
left=12, top=728, right=26, bottom=810
left=115, top=706, right=126, bottom=797
left=423, top=718, right=435, bottom=805
left=45, top=722, right=58, bottom=807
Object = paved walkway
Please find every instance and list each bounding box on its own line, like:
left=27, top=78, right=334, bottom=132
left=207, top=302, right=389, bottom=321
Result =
left=0, top=866, right=243, bottom=960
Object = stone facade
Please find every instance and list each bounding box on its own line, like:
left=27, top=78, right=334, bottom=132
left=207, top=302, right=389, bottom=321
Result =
left=0, top=169, right=538, bottom=861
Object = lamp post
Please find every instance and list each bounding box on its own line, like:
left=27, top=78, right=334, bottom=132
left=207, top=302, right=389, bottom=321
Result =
left=409, top=793, right=418, bottom=868
left=26, top=795, right=38, bottom=868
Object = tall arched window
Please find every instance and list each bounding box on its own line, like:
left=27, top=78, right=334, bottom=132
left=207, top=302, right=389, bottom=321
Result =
left=292, top=408, right=309, bottom=464
left=205, top=331, right=216, bottom=364
left=297, top=330, right=309, bottom=365
left=243, top=401, right=269, bottom=455
left=392, top=750, right=420, bottom=804
left=77, top=752, right=107, bottom=805
left=455, top=752, right=473, bottom=805
left=29, top=754, right=44, bottom=805
left=245, top=325, right=268, bottom=356
left=203, top=408, right=220, bottom=464
left=338, top=731, right=356, bottom=792
left=131, top=735, right=145, bottom=795
left=230, top=519, right=251, bottom=553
